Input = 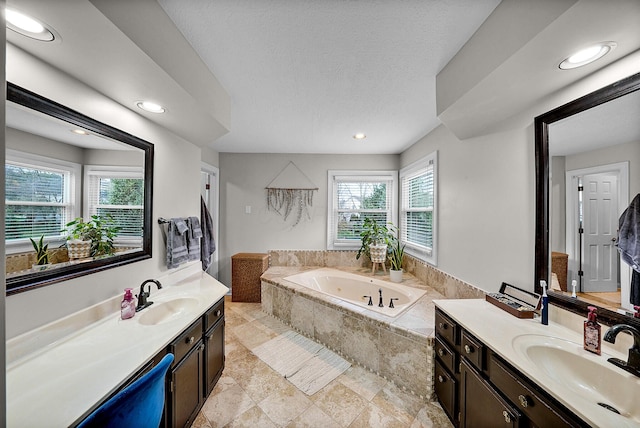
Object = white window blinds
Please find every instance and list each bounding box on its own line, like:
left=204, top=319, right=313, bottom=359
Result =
left=400, top=152, right=437, bottom=264
left=327, top=171, right=397, bottom=249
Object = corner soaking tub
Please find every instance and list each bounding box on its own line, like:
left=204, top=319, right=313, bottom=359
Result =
left=284, top=268, right=426, bottom=317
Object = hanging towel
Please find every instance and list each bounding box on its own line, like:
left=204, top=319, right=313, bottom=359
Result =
left=631, top=270, right=640, bottom=306
left=187, top=216, right=203, bottom=262
left=167, top=218, right=189, bottom=269
left=200, top=196, right=216, bottom=271
left=617, top=193, right=640, bottom=272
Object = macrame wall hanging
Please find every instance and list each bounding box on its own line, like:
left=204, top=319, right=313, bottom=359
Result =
left=266, top=161, right=318, bottom=227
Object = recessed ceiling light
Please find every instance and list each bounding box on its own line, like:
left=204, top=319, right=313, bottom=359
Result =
left=136, top=101, right=166, bottom=114
left=559, top=42, right=616, bottom=70
left=353, top=133, right=366, bottom=140
left=71, top=129, right=90, bottom=135
left=6, top=9, right=56, bottom=42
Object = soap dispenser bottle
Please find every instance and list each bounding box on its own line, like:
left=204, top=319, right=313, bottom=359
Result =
left=121, top=288, right=136, bottom=320
left=584, top=306, right=601, bottom=355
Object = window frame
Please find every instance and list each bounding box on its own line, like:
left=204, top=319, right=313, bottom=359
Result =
left=327, top=170, right=398, bottom=250
left=84, top=165, right=145, bottom=247
left=5, top=149, right=81, bottom=254
left=399, top=152, right=437, bottom=265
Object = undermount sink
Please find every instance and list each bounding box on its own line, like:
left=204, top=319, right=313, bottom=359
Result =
left=137, top=297, right=199, bottom=326
left=512, top=334, right=640, bottom=422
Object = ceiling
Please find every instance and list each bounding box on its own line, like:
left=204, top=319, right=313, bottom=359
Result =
left=5, top=0, right=640, bottom=155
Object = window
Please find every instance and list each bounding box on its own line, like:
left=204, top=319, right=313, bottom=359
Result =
left=85, top=166, right=144, bottom=246
left=400, top=152, right=437, bottom=264
left=327, top=170, right=397, bottom=249
left=5, top=150, right=80, bottom=252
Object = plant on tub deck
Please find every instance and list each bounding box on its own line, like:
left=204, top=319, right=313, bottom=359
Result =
left=388, top=224, right=405, bottom=282
left=63, top=214, right=121, bottom=259
left=356, top=217, right=394, bottom=263
left=29, top=235, right=50, bottom=266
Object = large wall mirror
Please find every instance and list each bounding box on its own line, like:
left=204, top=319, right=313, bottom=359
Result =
left=535, top=71, right=640, bottom=328
left=5, top=83, right=154, bottom=294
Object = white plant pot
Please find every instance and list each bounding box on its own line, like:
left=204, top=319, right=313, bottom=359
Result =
left=32, top=263, right=51, bottom=272
left=67, top=239, right=91, bottom=259
left=369, top=244, right=387, bottom=263
left=390, top=269, right=403, bottom=283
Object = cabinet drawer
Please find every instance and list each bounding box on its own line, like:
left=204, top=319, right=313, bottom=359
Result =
left=435, top=336, right=457, bottom=374
left=435, top=360, right=457, bottom=423
left=489, top=354, right=582, bottom=427
left=435, top=309, right=459, bottom=349
left=204, top=298, right=224, bottom=332
left=461, top=330, right=485, bottom=371
left=171, top=318, right=203, bottom=364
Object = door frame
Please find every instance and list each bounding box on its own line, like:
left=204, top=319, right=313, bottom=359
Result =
left=201, top=162, right=220, bottom=279
left=565, top=161, right=630, bottom=306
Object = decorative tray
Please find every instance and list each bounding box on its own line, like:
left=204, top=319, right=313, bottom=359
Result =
left=486, top=282, right=541, bottom=319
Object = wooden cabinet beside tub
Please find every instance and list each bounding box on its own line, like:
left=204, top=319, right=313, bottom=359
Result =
left=435, top=307, right=585, bottom=427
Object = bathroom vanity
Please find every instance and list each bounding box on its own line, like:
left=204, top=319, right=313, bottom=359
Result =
left=435, top=299, right=640, bottom=428
left=6, top=262, right=228, bottom=427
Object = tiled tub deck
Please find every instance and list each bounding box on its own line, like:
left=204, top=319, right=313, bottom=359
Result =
left=261, top=266, right=445, bottom=400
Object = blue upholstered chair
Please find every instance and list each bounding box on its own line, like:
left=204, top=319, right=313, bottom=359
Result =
left=78, top=353, right=174, bottom=428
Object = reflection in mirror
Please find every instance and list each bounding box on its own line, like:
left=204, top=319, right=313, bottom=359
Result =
left=5, top=83, right=153, bottom=294
left=535, top=71, right=640, bottom=328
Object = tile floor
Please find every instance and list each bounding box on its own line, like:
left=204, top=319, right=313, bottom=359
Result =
left=192, top=297, right=453, bottom=428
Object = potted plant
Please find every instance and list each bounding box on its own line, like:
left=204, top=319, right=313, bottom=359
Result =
left=356, top=217, right=394, bottom=265
left=63, top=214, right=121, bottom=259
left=389, top=237, right=405, bottom=283
left=29, top=235, right=50, bottom=270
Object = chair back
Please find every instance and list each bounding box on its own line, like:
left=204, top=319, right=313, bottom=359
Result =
left=77, top=353, right=174, bottom=428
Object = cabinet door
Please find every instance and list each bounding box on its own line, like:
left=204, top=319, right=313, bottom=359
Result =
left=435, top=359, right=458, bottom=424
left=205, top=318, right=225, bottom=395
left=460, top=359, right=523, bottom=428
left=170, top=341, right=204, bottom=428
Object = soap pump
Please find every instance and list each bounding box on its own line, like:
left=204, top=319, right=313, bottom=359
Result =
left=583, top=306, right=601, bottom=355
left=121, top=288, right=136, bottom=320
left=571, top=280, right=577, bottom=298
left=540, top=280, right=548, bottom=325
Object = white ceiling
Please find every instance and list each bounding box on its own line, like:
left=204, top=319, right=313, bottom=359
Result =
left=157, top=0, right=501, bottom=154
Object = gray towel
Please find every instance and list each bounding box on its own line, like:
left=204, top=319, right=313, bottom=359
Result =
left=618, top=193, right=640, bottom=272
left=201, top=196, right=216, bottom=271
left=187, top=216, right=203, bottom=262
left=167, top=218, right=189, bottom=269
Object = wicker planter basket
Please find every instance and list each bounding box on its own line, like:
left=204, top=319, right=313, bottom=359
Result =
left=67, top=239, right=91, bottom=259
left=369, top=244, right=387, bottom=263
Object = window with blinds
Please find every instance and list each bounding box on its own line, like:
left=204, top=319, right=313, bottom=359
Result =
left=327, top=170, right=397, bottom=249
left=5, top=151, right=80, bottom=250
left=400, top=152, right=437, bottom=264
left=85, top=166, right=144, bottom=245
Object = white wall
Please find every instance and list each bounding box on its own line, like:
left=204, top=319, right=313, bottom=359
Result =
left=401, top=124, right=536, bottom=293
left=218, top=153, right=399, bottom=286
left=5, top=49, right=203, bottom=338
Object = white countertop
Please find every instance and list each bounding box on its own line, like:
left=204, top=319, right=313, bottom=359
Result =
left=435, top=299, right=640, bottom=428
left=6, top=263, right=229, bottom=427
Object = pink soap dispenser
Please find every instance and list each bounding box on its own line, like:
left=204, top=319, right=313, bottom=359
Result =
left=583, top=306, right=601, bottom=355
left=121, top=288, right=137, bottom=320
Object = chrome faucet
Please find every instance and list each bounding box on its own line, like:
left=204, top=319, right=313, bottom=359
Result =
left=603, top=324, right=640, bottom=377
left=136, top=279, right=162, bottom=312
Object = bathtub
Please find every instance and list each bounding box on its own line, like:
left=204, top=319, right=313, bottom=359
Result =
left=284, top=268, right=426, bottom=318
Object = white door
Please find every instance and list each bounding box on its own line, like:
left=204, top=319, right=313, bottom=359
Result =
left=581, top=173, right=619, bottom=292
left=201, top=166, right=219, bottom=279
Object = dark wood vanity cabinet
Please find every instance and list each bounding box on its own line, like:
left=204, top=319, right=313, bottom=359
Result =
left=435, top=308, right=585, bottom=428
left=204, top=298, right=225, bottom=395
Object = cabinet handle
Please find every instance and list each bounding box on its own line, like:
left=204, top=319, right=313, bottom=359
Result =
left=215, top=310, right=222, bottom=317
left=438, top=348, right=445, bottom=357
left=464, top=344, right=473, bottom=354
left=518, top=394, right=529, bottom=408
left=502, top=410, right=511, bottom=423
left=438, top=375, right=445, bottom=383
left=186, top=336, right=195, bottom=345
left=439, top=322, right=447, bottom=330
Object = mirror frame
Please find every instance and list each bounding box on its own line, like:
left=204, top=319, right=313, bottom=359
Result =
left=534, top=71, right=640, bottom=328
left=6, top=83, right=154, bottom=295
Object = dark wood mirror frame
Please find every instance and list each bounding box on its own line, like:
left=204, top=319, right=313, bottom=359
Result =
left=6, top=83, right=154, bottom=295
left=534, top=71, right=640, bottom=328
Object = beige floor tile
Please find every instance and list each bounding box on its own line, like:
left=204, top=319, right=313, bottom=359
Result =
left=200, top=383, right=255, bottom=428
left=286, top=404, right=342, bottom=428
left=257, top=382, right=314, bottom=426
left=337, top=365, right=388, bottom=401
left=312, top=381, right=369, bottom=427
left=225, top=405, right=278, bottom=428
left=411, top=402, right=454, bottom=428
left=348, top=402, right=407, bottom=428
left=234, top=359, right=292, bottom=403
left=371, top=383, right=426, bottom=425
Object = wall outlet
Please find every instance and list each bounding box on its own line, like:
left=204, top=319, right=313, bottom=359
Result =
left=245, top=205, right=252, bottom=214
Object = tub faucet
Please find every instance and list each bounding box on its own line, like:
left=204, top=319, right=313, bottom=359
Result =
left=603, top=324, right=640, bottom=377
left=363, top=295, right=373, bottom=306
left=389, top=297, right=399, bottom=308
left=378, top=288, right=384, bottom=307
left=136, top=279, right=162, bottom=312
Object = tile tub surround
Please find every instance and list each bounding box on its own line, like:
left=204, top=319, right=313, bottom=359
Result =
left=261, top=266, right=447, bottom=400
left=6, top=261, right=229, bottom=427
